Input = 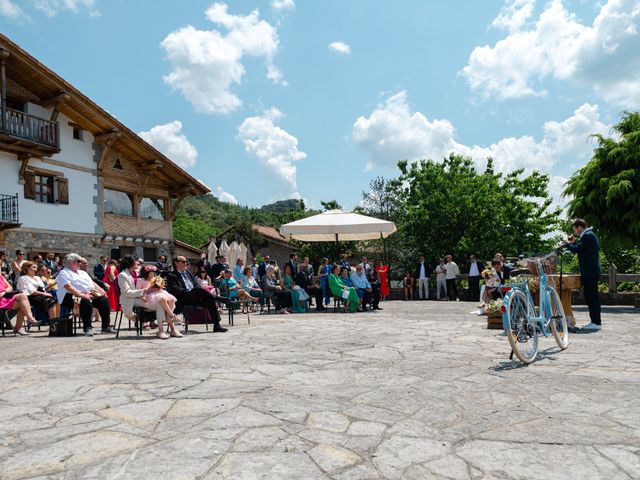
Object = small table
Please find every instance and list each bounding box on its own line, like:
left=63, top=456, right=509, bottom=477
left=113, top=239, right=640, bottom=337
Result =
left=549, top=275, right=582, bottom=326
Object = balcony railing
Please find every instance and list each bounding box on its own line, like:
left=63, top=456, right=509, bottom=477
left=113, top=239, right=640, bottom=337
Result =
left=1, top=107, right=59, bottom=149
left=0, top=193, right=19, bottom=226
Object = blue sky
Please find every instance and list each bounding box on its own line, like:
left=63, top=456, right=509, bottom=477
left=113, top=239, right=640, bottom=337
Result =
left=2, top=0, right=639, bottom=210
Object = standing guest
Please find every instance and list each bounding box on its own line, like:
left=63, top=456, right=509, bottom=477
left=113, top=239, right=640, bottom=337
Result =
left=318, top=258, right=332, bottom=308
left=0, top=250, right=12, bottom=282
left=376, top=260, right=390, bottom=301
left=17, top=261, right=57, bottom=320
left=468, top=255, right=484, bottom=302
left=338, top=254, right=351, bottom=272
left=262, top=266, right=291, bottom=314
left=197, top=252, right=210, bottom=273
left=434, top=258, right=447, bottom=300
left=241, top=266, right=264, bottom=312
left=11, top=250, right=26, bottom=284
left=135, top=259, right=145, bottom=278
left=250, top=257, right=259, bottom=279
left=103, top=259, right=120, bottom=312
left=44, top=252, right=59, bottom=276
left=120, top=258, right=181, bottom=339
left=366, top=260, right=382, bottom=310
left=351, top=265, right=372, bottom=312
left=156, top=255, right=171, bottom=278
left=328, top=265, right=359, bottom=313
left=303, top=257, right=314, bottom=278
left=210, top=256, right=227, bottom=280
left=286, top=253, right=298, bottom=277
left=445, top=254, right=460, bottom=301
left=56, top=253, right=114, bottom=336
left=257, top=255, right=270, bottom=280
left=166, top=256, right=227, bottom=332
left=0, top=271, right=40, bottom=335
left=94, top=256, right=108, bottom=282
left=403, top=272, right=414, bottom=301
left=563, top=219, right=602, bottom=331
left=233, top=259, right=244, bottom=282
left=415, top=256, right=429, bottom=300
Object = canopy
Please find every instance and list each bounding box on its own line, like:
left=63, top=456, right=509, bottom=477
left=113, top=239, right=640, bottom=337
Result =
left=228, top=241, right=240, bottom=267
left=207, top=240, right=218, bottom=264
left=219, top=239, right=230, bottom=259
left=238, top=243, right=248, bottom=267
left=280, top=210, right=397, bottom=242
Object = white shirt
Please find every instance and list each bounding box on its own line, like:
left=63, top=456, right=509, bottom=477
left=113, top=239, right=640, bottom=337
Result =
left=434, top=264, right=446, bottom=280
left=445, top=261, right=459, bottom=279
left=418, top=262, right=427, bottom=279
left=56, top=268, right=95, bottom=303
left=469, top=261, right=480, bottom=277
left=17, top=275, right=45, bottom=296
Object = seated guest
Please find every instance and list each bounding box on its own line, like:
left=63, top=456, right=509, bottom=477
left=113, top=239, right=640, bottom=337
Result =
left=121, top=257, right=182, bottom=339
left=340, top=267, right=355, bottom=288
left=38, top=263, right=60, bottom=318
left=17, top=261, right=57, bottom=320
left=44, top=252, right=59, bottom=276
left=403, top=272, right=414, bottom=301
left=281, top=263, right=309, bottom=313
left=12, top=250, right=26, bottom=284
left=156, top=255, right=171, bottom=278
left=328, top=265, right=359, bottom=313
left=93, top=256, right=108, bottom=283
left=56, top=253, right=114, bottom=336
left=0, top=270, right=40, bottom=335
left=261, top=266, right=292, bottom=314
left=1, top=250, right=13, bottom=282
left=479, top=259, right=504, bottom=310
left=210, top=256, right=226, bottom=280
left=220, top=269, right=259, bottom=313
left=196, top=269, right=213, bottom=289
left=295, top=263, right=324, bottom=311
left=350, top=265, right=373, bottom=312
left=166, top=256, right=227, bottom=332
left=240, top=266, right=264, bottom=313
left=233, top=259, right=244, bottom=282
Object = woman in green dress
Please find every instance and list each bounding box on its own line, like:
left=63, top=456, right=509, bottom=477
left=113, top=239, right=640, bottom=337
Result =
left=328, top=265, right=359, bottom=313
left=281, top=264, right=309, bottom=313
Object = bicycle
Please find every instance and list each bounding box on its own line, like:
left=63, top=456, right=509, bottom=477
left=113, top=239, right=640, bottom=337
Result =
left=501, top=251, right=569, bottom=364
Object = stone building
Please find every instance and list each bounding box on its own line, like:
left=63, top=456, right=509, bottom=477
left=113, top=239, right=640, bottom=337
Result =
left=0, top=34, right=208, bottom=264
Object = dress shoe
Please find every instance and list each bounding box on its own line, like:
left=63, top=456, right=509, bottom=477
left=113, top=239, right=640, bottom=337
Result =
left=214, top=326, right=228, bottom=333
left=170, top=330, right=184, bottom=338
left=157, top=331, right=170, bottom=339
left=14, top=328, right=29, bottom=336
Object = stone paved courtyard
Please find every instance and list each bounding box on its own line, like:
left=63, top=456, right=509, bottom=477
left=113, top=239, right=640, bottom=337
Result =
left=1, top=301, right=639, bottom=480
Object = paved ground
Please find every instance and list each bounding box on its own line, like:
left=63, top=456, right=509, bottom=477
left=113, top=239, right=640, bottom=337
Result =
left=0, top=301, right=639, bottom=480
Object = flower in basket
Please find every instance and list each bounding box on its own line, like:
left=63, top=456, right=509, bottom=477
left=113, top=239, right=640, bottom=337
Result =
left=481, top=268, right=493, bottom=280
left=150, top=276, right=165, bottom=289
left=485, top=299, right=503, bottom=315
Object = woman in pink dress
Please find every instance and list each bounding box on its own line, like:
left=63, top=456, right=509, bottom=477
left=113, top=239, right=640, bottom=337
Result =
left=0, top=273, right=40, bottom=335
left=104, top=259, right=120, bottom=311
left=376, top=260, right=390, bottom=300
left=135, top=265, right=179, bottom=325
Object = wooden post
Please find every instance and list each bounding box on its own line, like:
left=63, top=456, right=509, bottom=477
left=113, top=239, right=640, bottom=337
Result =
left=0, top=49, right=9, bottom=133
left=608, top=263, right=617, bottom=293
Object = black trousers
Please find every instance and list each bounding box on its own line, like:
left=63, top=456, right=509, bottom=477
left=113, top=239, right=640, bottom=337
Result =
left=468, top=276, right=481, bottom=302
left=446, top=279, right=458, bottom=300
left=369, top=282, right=380, bottom=309
left=62, top=293, right=110, bottom=330
left=181, top=288, right=222, bottom=326
left=582, top=276, right=601, bottom=325
left=271, top=291, right=292, bottom=310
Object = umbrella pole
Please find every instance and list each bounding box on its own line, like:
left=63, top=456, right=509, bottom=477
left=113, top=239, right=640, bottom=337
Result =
left=334, top=234, right=339, bottom=262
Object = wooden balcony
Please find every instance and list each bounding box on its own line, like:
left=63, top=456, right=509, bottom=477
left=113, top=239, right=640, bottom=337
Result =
left=0, top=193, right=20, bottom=230
left=0, top=107, right=60, bottom=156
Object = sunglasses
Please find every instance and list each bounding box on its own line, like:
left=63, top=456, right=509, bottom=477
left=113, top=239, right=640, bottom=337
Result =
left=176, top=259, right=188, bottom=263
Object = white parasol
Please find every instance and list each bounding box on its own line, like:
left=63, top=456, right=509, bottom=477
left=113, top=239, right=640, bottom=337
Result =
left=280, top=210, right=397, bottom=242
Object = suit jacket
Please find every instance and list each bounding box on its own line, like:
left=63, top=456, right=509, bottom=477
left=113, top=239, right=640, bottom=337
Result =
left=286, top=260, right=298, bottom=276
left=166, top=269, right=197, bottom=313
left=117, top=269, right=145, bottom=315
left=416, top=262, right=429, bottom=280
left=257, top=262, right=267, bottom=279
left=210, top=262, right=226, bottom=280
left=93, top=263, right=106, bottom=281
left=468, top=261, right=484, bottom=277
left=566, top=229, right=601, bottom=278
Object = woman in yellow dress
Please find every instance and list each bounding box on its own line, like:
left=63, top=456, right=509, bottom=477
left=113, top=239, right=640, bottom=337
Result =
left=328, top=265, right=359, bottom=313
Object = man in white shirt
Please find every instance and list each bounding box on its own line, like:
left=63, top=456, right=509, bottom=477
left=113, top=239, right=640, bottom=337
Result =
left=351, top=265, right=372, bottom=311
left=57, top=253, right=114, bottom=336
left=434, top=258, right=447, bottom=300
left=415, top=256, right=429, bottom=300
left=444, top=254, right=460, bottom=301
left=468, top=255, right=484, bottom=302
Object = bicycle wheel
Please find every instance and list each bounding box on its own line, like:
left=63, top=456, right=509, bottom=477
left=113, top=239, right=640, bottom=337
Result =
left=505, top=289, right=538, bottom=363
left=548, top=287, right=569, bottom=350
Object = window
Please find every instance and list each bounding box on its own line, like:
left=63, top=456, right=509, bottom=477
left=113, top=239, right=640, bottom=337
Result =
left=143, top=247, right=157, bottom=262
left=72, top=126, right=84, bottom=141
left=113, top=159, right=123, bottom=170
left=104, top=189, right=133, bottom=216
left=6, top=98, right=26, bottom=112
left=139, top=197, right=165, bottom=220
left=23, top=171, right=69, bottom=205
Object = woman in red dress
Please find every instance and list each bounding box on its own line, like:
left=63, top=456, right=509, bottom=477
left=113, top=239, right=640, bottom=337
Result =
left=0, top=274, right=40, bottom=335
left=104, top=259, right=120, bottom=311
left=376, top=260, right=390, bottom=300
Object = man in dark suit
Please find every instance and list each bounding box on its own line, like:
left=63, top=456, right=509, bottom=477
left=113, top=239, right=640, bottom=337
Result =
left=564, top=218, right=602, bottom=331
left=294, top=261, right=324, bottom=311
left=257, top=255, right=270, bottom=280
left=286, top=253, right=298, bottom=278
left=468, top=255, right=484, bottom=302
left=93, top=255, right=107, bottom=281
left=166, top=255, right=227, bottom=332
left=210, top=256, right=226, bottom=280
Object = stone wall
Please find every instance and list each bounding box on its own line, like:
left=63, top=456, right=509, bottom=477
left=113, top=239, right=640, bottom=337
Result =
left=255, top=240, right=295, bottom=268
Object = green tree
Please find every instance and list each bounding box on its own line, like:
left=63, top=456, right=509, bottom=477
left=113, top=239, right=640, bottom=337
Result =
left=564, top=111, right=640, bottom=248
left=172, top=213, right=217, bottom=247
left=395, top=154, right=561, bottom=267
left=320, top=200, right=342, bottom=211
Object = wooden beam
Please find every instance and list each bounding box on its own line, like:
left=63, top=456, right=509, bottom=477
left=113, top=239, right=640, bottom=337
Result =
left=170, top=196, right=185, bottom=218
left=97, top=140, right=113, bottom=172
left=172, top=186, right=195, bottom=195
left=0, top=50, right=9, bottom=60
left=18, top=153, right=30, bottom=183
left=139, top=160, right=163, bottom=172
left=41, top=92, right=70, bottom=108
left=94, top=130, right=121, bottom=144
left=50, top=106, right=60, bottom=123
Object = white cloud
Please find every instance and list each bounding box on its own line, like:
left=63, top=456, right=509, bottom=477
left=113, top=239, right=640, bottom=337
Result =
left=139, top=121, right=198, bottom=168
left=33, top=0, right=99, bottom=17
left=463, top=0, right=640, bottom=107
left=272, top=0, right=294, bottom=11
left=216, top=186, right=238, bottom=204
left=161, top=2, right=283, bottom=115
left=353, top=91, right=607, bottom=175
left=329, top=41, right=351, bottom=55
left=238, top=108, right=306, bottom=199
left=0, top=0, right=24, bottom=18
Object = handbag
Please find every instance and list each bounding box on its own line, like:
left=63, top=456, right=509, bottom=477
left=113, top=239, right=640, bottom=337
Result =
left=341, top=290, right=350, bottom=300
left=48, top=316, right=74, bottom=337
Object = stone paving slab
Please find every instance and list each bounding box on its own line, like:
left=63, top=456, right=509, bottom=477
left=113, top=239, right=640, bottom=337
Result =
left=0, top=302, right=639, bottom=479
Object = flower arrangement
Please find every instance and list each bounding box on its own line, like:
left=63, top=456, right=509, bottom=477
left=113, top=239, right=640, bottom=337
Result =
left=481, top=268, right=493, bottom=280
left=150, top=275, right=165, bottom=289
left=508, top=274, right=538, bottom=293
left=485, top=299, right=503, bottom=315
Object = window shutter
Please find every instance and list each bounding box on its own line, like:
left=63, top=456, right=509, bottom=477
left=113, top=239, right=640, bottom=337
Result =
left=24, top=171, right=36, bottom=200
left=56, top=177, right=69, bottom=205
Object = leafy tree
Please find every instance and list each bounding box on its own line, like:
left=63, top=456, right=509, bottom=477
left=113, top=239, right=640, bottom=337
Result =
left=172, top=213, right=217, bottom=247
left=320, top=200, right=342, bottom=211
left=564, top=111, right=640, bottom=248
